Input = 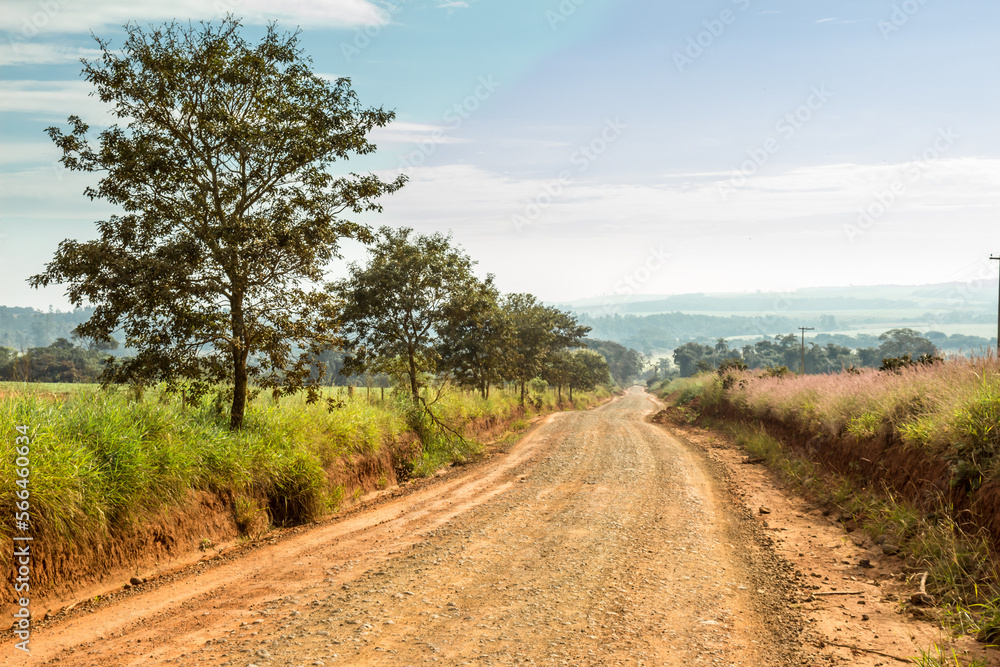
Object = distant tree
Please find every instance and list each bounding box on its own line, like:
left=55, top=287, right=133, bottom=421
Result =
left=857, top=346, right=884, bottom=367
left=0, top=339, right=109, bottom=383
left=673, top=342, right=713, bottom=377
left=584, top=339, right=645, bottom=384
left=76, top=334, right=119, bottom=352
left=333, top=227, right=481, bottom=403
left=50, top=337, right=74, bottom=350
left=877, top=328, right=937, bottom=359
left=312, top=349, right=346, bottom=387
left=655, top=357, right=677, bottom=379
left=503, top=294, right=589, bottom=404
left=31, top=17, right=404, bottom=428
left=714, top=337, right=729, bottom=355
left=566, top=349, right=612, bottom=398
left=775, top=334, right=801, bottom=369
left=438, top=277, right=510, bottom=399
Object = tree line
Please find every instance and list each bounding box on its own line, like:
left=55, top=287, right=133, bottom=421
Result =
left=28, top=17, right=637, bottom=429
left=329, top=226, right=634, bottom=406
left=670, top=328, right=939, bottom=377
left=578, top=311, right=995, bottom=356
left=0, top=337, right=117, bottom=383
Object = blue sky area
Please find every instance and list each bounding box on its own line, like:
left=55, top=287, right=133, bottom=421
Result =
left=1, top=0, right=999, bottom=310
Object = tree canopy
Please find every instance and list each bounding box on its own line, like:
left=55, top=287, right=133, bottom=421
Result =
left=333, top=227, right=482, bottom=403
left=503, top=294, right=590, bottom=404
left=30, top=17, right=405, bottom=428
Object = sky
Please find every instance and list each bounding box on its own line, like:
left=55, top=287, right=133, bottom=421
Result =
left=2, top=0, right=999, bottom=311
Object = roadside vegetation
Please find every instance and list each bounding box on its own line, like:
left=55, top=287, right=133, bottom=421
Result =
left=670, top=328, right=940, bottom=377
left=653, top=354, right=1000, bottom=647
left=0, top=380, right=611, bottom=597
left=2, top=15, right=644, bottom=602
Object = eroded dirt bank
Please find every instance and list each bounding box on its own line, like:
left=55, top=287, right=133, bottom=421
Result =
left=3, top=387, right=950, bottom=665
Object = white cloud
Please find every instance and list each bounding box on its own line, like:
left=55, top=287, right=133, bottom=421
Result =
left=359, top=158, right=1000, bottom=300
left=368, top=121, right=468, bottom=145
left=0, top=0, right=386, bottom=36
left=0, top=80, right=114, bottom=121
left=0, top=42, right=102, bottom=66
left=371, top=157, right=1000, bottom=237
left=0, top=142, right=62, bottom=164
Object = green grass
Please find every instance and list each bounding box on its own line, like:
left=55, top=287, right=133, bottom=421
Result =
left=0, top=380, right=99, bottom=394
left=909, top=644, right=988, bottom=667
left=0, top=380, right=609, bottom=583
left=658, top=374, right=714, bottom=405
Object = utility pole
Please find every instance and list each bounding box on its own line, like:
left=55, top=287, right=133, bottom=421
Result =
left=992, top=255, right=1000, bottom=352
left=799, top=327, right=814, bottom=375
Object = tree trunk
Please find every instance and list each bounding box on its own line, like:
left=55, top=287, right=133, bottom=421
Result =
left=408, top=347, right=420, bottom=403
left=231, top=354, right=248, bottom=429
left=520, top=380, right=526, bottom=406
left=230, top=299, right=249, bottom=430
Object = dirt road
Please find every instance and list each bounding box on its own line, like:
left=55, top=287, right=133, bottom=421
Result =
left=9, top=389, right=814, bottom=665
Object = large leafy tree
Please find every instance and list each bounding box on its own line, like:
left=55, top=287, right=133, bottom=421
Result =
left=333, top=227, right=481, bottom=403
left=30, top=17, right=405, bottom=429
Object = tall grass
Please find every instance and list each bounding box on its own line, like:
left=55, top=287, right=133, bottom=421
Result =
left=659, top=356, right=1000, bottom=636
left=663, top=354, right=1000, bottom=475
left=0, top=382, right=607, bottom=560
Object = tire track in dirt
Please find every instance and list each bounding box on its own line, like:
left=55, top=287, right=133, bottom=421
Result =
left=5, top=388, right=804, bottom=666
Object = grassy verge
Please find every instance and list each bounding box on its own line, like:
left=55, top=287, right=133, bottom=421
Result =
left=1, top=381, right=611, bottom=597
left=654, top=360, right=1000, bottom=646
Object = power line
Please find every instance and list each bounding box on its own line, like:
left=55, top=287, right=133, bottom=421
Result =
left=799, top=326, right=814, bottom=374
left=991, top=255, right=1000, bottom=351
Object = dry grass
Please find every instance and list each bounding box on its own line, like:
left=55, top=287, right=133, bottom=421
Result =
left=692, top=353, right=1000, bottom=473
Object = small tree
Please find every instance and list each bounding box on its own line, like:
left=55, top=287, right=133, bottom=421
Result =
left=31, top=17, right=404, bottom=428
left=503, top=294, right=589, bottom=404
left=566, top=349, right=611, bottom=400
left=438, top=277, right=510, bottom=399
left=333, top=227, right=481, bottom=404
left=673, top=341, right=713, bottom=377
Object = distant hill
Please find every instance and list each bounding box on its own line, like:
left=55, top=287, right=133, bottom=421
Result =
left=558, top=282, right=995, bottom=318
left=555, top=282, right=997, bottom=354
left=0, top=306, right=96, bottom=350
left=4, top=279, right=996, bottom=357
